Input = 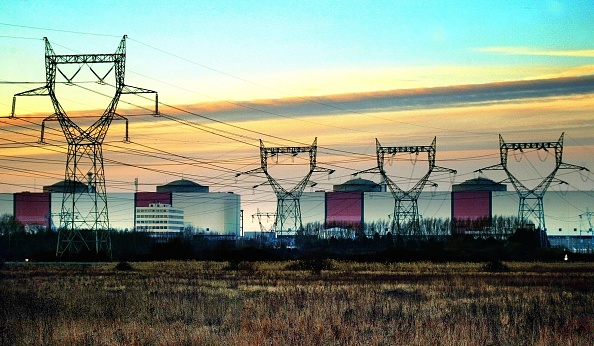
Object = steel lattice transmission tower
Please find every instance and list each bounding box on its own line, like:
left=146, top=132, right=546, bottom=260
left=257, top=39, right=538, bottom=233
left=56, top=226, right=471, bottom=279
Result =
left=477, top=133, right=588, bottom=248
left=355, top=137, right=456, bottom=236
left=11, top=36, right=158, bottom=256
left=579, top=209, right=593, bottom=250
left=252, top=209, right=276, bottom=233
left=239, top=138, right=334, bottom=235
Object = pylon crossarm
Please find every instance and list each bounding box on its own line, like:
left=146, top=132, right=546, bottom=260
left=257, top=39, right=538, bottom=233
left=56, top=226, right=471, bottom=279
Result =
left=559, top=163, right=589, bottom=171
left=425, top=180, right=439, bottom=188
left=241, top=167, right=265, bottom=176
left=313, top=166, right=335, bottom=175
left=38, top=113, right=60, bottom=143
left=10, top=86, right=51, bottom=118
left=379, top=145, right=435, bottom=155
left=121, top=85, right=158, bottom=95
left=434, top=166, right=457, bottom=174
left=353, top=167, right=381, bottom=176
left=265, top=145, right=314, bottom=155
left=477, top=163, right=504, bottom=172
left=377, top=137, right=437, bottom=162
left=121, top=85, right=159, bottom=115
left=111, top=113, right=130, bottom=142
left=47, top=53, right=124, bottom=65
left=14, top=85, right=49, bottom=97
left=45, top=35, right=126, bottom=66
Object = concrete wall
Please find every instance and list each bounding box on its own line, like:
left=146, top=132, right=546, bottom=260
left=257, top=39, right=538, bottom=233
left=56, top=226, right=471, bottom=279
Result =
left=172, top=192, right=241, bottom=236
left=0, top=193, right=13, bottom=217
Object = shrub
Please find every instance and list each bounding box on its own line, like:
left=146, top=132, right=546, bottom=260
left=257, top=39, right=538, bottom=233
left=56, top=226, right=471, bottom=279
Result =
left=482, top=260, right=509, bottom=272
left=286, top=258, right=335, bottom=274
left=115, top=261, right=134, bottom=271
left=225, top=260, right=260, bottom=272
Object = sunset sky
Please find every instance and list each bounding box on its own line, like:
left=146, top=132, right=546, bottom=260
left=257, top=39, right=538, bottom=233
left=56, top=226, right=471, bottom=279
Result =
left=1, top=1, right=593, bottom=231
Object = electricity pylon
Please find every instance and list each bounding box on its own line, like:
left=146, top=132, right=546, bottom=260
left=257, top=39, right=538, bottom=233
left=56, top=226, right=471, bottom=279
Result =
left=239, top=138, right=334, bottom=235
left=477, top=133, right=589, bottom=248
left=579, top=209, right=593, bottom=251
left=580, top=209, right=593, bottom=233
left=355, top=137, right=456, bottom=236
left=252, top=208, right=276, bottom=232
left=11, top=36, right=158, bottom=256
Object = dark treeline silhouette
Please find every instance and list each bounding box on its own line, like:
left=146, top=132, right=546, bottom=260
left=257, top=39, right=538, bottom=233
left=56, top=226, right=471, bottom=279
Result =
left=1, top=215, right=593, bottom=263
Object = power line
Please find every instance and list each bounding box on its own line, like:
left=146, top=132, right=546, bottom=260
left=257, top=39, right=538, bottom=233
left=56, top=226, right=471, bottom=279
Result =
left=0, top=22, right=120, bottom=38
left=2, top=31, right=591, bottom=199
left=127, top=37, right=500, bottom=138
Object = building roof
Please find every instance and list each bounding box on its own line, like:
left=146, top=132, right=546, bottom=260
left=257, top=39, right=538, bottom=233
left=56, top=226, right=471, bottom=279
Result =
left=452, top=177, right=507, bottom=192
left=156, top=179, right=209, bottom=193
left=43, top=180, right=92, bottom=193
left=333, top=178, right=382, bottom=192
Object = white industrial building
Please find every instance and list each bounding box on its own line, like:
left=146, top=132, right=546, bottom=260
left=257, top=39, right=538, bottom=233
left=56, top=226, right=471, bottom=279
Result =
left=172, top=192, right=241, bottom=235
left=135, top=203, right=184, bottom=235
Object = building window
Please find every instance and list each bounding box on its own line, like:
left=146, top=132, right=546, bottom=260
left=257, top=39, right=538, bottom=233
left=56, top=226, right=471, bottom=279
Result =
left=135, top=202, right=185, bottom=236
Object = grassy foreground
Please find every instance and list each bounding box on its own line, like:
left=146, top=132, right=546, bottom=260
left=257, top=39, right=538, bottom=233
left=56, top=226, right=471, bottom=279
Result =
left=1, top=260, right=593, bottom=345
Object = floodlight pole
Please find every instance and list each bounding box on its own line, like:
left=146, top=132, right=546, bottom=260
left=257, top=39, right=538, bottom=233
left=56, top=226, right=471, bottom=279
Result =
left=355, top=137, right=456, bottom=237
left=240, top=138, right=334, bottom=235
left=11, top=36, right=158, bottom=256
left=477, top=133, right=589, bottom=248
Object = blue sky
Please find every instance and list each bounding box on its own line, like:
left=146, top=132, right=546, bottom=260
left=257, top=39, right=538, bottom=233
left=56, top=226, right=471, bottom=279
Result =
left=3, top=1, right=594, bottom=90
left=1, top=1, right=593, bottom=230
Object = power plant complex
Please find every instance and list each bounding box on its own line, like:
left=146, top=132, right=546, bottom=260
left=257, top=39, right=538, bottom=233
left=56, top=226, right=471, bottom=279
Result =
left=2, top=176, right=593, bottom=251
left=2, top=35, right=592, bottom=257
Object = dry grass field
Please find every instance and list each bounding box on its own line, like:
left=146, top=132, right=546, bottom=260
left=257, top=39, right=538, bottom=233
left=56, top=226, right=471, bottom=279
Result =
left=1, top=260, right=593, bottom=345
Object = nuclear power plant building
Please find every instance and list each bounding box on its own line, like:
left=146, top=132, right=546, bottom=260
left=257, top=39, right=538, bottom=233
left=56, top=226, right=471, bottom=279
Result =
left=1, top=179, right=241, bottom=237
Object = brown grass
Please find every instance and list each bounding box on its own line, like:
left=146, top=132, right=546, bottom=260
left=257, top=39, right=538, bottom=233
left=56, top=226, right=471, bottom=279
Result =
left=1, top=261, right=593, bottom=345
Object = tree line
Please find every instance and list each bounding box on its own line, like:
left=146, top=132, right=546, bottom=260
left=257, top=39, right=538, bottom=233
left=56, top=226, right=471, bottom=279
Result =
left=1, top=214, right=590, bottom=263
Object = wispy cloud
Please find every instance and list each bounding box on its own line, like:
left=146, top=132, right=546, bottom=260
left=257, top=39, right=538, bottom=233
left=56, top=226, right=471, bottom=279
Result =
left=475, top=46, right=594, bottom=58
left=178, top=75, right=594, bottom=122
